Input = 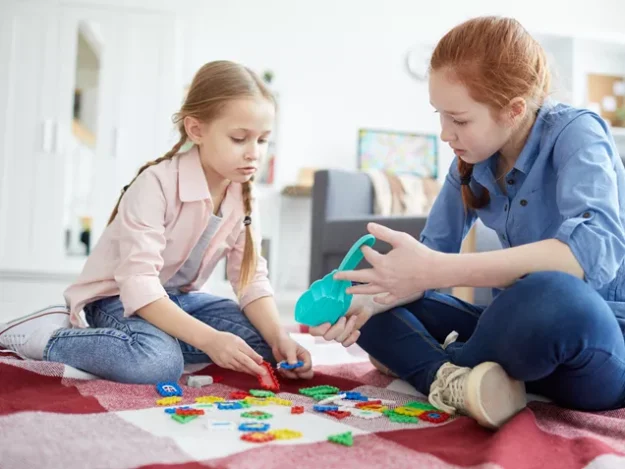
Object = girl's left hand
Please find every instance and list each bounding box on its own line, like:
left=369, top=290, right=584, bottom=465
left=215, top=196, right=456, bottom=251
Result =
left=334, top=222, right=446, bottom=305
left=271, top=334, right=314, bottom=379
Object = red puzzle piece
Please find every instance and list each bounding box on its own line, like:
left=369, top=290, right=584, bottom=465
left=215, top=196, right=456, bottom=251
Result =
left=257, top=361, right=280, bottom=392
left=326, top=410, right=351, bottom=420
left=356, top=400, right=381, bottom=408
left=229, top=391, right=251, bottom=400
left=291, top=406, right=304, bottom=414
left=175, top=408, right=205, bottom=416
left=241, top=432, right=276, bottom=443
left=419, top=411, right=450, bottom=424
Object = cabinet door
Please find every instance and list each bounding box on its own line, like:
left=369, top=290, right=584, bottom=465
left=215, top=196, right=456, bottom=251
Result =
left=0, top=2, right=61, bottom=270
left=53, top=5, right=122, bottom=266
left=74, top=9, right=178, bottom=248
left=0, top=3, right=178, bottom=273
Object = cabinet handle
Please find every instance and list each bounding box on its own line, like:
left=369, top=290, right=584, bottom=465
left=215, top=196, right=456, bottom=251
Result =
left=111, top=127, right=118, bottom=158
left=42, top=119, right=55, bottom=153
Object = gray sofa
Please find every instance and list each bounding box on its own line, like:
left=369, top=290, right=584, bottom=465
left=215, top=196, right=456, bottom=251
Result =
left=309, top=169, right=500, bottom=305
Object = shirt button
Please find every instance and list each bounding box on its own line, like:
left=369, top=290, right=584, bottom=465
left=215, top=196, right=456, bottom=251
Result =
left=583, top=212, right=591, bottom=219
left=507, top=179, right=515, bottom=185
left=520, top=199, right=528, bottom=206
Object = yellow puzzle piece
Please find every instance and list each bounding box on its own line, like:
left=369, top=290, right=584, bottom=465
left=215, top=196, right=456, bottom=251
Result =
left=195, top=396, right=226, bottom=404
left=268, top=429, right=303, bottom=440
left=156, top=396, right=182, bottom=406
left=244, top=397, right=271, bottom=406
left=394, top=406, right=424, bottom=417
left=267, top=397, right=292, bottom=406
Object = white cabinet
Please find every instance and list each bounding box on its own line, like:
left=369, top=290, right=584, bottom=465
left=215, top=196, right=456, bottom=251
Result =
left=0, top=1, right=178, bottom=277
left=0, top=1, right=62, bottom=270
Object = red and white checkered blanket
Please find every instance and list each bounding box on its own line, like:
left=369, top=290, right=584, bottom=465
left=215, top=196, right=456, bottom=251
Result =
left=1, top=352, right=625, bottom=469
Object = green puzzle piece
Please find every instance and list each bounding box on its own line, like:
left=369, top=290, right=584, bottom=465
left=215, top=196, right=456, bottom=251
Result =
left=241, top=411, right=273, bottom=420
left=249, top=389, right=275, bottom=398
left=299, top=385, right=340, bottom=397
left=171, top=414, right=199, bottom=424
left=405, top=401, right=437, bottom=411
left=387, top=412, right=419, bottom=424
left=328, top=431, right=353, bottom=447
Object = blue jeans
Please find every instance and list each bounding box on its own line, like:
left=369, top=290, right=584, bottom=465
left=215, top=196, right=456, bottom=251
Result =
left=44, top=291, right=274, bottom=384
left=357, top=271, right=625, bottom=411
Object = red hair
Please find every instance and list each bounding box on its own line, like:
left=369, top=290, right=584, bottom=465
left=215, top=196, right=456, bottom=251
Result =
left=430, top=16, right=551, bottom=210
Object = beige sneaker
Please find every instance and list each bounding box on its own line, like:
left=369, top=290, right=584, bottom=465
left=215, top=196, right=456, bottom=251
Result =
left=428, top=361, right=527, bottom=429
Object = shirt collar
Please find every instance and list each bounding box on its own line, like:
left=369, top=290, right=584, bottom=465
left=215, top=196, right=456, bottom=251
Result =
left=178, top=145, right=211, bottom=202
left=177, top=145, right=243, bottom=216
left=513, top=102, right=552, bottom=175
left=470, top=101, right=554, bottom=185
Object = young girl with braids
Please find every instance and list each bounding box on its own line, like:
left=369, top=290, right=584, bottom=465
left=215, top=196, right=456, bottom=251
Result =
left=0, top=61, right=313, bottom=384
left=312, top=16, right=625, bottom=429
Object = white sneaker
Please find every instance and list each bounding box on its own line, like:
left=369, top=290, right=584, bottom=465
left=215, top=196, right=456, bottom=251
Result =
left=0, top=306, right=70, bottom=359
left=428, top=361, right=527, bottom=429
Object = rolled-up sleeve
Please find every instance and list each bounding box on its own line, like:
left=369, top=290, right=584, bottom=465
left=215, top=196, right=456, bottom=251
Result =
left=113, top=171, right=168, bottom=316
left=553, top=114, right=625, bottom=289
left=420, top=158, right=477, bottom=253
left=226, top=195, right=274, bottom=309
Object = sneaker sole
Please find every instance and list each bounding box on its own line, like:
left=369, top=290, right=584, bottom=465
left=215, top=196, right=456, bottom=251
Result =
left=465, top=362, right=527, bottom=429
left=0, top=305, right=69, bottom=335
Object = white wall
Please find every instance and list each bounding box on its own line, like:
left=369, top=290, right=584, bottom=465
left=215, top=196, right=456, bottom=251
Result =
left=3, top=0, right=625, bottom=321
left=178, top=0, right=625, bottom=187
left=172, top=0, right=625, bottom=295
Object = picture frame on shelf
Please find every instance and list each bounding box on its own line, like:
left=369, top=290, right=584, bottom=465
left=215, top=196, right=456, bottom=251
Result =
left=357, top=128, right=438, bottom=178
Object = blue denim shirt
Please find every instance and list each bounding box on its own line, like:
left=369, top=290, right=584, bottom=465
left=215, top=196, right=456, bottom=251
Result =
left=420, top=101, right=625, bottom=316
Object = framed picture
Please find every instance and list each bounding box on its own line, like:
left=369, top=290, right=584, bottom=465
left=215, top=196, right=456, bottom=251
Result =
left=357, top=128, right=438, bottom=178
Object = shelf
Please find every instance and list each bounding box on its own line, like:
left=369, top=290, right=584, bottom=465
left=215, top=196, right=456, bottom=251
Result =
left=610, top=126, right=625, bottom=137
left=72, top=119, right=96, bottom=148
left=281, top=185, right=312, bottom=197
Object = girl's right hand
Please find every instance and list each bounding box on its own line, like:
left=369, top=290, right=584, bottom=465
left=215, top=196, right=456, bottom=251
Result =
left=308, top=295, right=374, bottom=347
left=308, top=291, right=425, bottom=347
left=202, top=331, right=267, bottom=376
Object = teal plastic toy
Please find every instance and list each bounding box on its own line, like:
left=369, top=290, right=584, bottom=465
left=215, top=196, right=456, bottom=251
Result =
left=295, top=234, right=376, bottom=327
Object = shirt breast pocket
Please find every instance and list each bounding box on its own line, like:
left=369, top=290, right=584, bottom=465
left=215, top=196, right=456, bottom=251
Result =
left=514, top=187, right=561, bottom=241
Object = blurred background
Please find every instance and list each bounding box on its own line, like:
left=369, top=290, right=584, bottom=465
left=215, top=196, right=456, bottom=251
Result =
left=1, top=0, right=624, bottom=322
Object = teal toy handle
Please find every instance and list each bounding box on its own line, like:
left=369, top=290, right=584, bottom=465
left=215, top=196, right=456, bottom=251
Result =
left=337, top=234, right=376, bottom=272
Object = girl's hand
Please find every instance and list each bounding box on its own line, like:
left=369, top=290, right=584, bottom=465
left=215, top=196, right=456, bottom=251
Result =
left=271, top=334, right=314, bottom=379
left=334, top=222, right=445, bottom=305
left=201, top=331, right=267, bottom=377
left=308, top=296, right=374, bottom=347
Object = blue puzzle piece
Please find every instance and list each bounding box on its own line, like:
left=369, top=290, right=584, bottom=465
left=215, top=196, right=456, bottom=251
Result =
left=156, top=381, right=183, bottom=397
left=313, top=405, right=339, bottom=412
left=344, top=392, right=368, bottom=401
left=217, top=401, right=243, bottom=410
left=164, top=406, right=191, bottom=414
left=277, top=360, right=304, bottom=370
left=238, top=422, right=270, bottom=432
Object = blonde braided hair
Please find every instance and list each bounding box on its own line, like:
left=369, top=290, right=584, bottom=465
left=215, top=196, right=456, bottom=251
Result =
left=107, top=60, right=275, bottom=293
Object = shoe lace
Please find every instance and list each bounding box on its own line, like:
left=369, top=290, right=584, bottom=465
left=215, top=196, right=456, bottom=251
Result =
left=428, top=362, right=470, bottom=415
left=2, top=333, right=27, bottom=348
left=443, top=330, right=459, bottom=349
